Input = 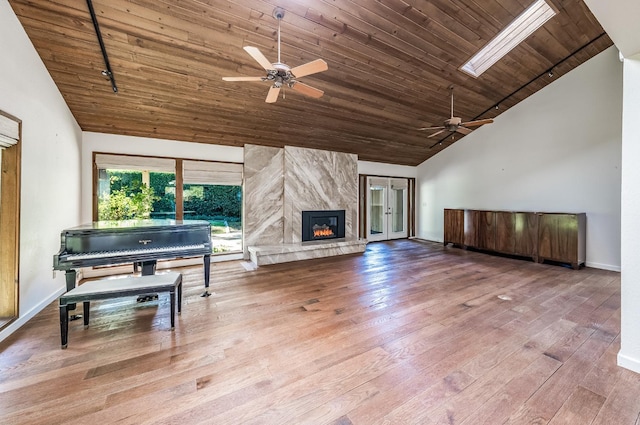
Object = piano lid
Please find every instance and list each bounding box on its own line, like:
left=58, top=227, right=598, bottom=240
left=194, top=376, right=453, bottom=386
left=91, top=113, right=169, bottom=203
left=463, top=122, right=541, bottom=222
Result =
left=63, top=219, right=210, bottom=232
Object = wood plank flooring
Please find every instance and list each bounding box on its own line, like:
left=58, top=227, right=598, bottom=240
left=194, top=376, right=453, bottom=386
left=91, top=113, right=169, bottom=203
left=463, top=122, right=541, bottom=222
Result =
left=0, top=239, right=634, bottom=424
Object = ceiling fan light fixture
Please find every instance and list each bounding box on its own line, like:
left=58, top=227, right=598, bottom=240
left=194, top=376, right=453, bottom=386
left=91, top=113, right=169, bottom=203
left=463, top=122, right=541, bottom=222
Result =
left=460, top=0, right=557, bottom=78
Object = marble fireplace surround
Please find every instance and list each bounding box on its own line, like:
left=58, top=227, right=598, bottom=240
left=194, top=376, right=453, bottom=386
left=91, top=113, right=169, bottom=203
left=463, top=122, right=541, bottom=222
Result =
left=244, top=144, right=367, bottom=266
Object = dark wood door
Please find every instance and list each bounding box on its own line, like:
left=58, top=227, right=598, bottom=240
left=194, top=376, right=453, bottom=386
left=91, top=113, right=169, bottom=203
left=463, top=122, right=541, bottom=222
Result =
left=443, top=209, right=464, bottom=246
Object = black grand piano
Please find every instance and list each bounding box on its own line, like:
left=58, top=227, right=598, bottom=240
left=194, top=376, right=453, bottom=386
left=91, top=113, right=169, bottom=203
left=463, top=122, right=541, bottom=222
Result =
left=54, top=219, right=212, bottom=297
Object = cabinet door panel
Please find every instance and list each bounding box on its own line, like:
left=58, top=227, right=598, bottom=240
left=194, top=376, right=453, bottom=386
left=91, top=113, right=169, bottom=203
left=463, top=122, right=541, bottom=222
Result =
left=514, top=212, right=538, bottom=259
left=444, top=209, right=464, bottom=245
left=464, top=210, right=478, bottom=247
left=495, top=212, right=515, bottom=254
left=555, top=214, right=579, bottom=261
left=538, top=213, right=583, bottom=267
left=537, top=213, right=557, bottom=259
left=477, top=211, right=495, bottom=251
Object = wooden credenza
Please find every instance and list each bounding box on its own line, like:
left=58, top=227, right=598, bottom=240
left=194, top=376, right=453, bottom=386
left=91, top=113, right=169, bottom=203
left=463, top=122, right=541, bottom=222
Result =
left=444, top=209, right=585, bottom=269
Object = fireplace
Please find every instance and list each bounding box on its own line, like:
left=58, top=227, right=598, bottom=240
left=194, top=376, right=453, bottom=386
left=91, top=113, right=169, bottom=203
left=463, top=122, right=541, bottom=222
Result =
left=301, top=210, right=346, bottom=242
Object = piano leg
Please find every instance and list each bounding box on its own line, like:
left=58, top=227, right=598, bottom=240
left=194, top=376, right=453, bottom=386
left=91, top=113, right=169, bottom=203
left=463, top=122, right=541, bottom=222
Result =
left=59, top=303, right=69, bottom=349
left=140, top=260, right=157, bottom=276
left=64, top=270, right=81, bottom=321
left=64, top=269, right=77, bottom=292
left=137, top=260, right=159, bottom=303
left=201, top=254, right=211, bottom=297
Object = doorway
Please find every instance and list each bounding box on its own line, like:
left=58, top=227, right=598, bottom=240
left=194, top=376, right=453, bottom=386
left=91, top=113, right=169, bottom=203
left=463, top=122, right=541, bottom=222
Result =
left=0, top=111, right=21, bottom=331
left=366, top=177, right=408, bottom=241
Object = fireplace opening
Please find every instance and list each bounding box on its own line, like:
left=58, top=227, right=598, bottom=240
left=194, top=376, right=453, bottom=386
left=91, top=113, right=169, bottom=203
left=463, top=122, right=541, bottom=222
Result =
left=302, top=210, right=346, bottom=242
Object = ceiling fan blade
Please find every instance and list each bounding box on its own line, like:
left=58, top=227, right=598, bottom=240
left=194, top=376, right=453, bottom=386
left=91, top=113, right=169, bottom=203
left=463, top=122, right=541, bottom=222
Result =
left=266, top=86, right=281, bottom=103
left=456, top=126, right=473, bottom=135
left=418, top=126, right=445, bottom=131
left=243, top=46, right=275, bottom=71
left=427, top=129, right=448, bottom=139
left=291, top=81, right=324, bottom=98
left=461, top=118, right=494, bottom=127
left=290, top=59, right=328, bottom=78
left=222, top=76, right=264, bottom=82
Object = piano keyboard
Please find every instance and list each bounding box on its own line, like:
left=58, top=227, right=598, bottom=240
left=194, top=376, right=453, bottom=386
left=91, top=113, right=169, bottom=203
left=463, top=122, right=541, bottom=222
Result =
left=65, top=244, right=207, bottom=261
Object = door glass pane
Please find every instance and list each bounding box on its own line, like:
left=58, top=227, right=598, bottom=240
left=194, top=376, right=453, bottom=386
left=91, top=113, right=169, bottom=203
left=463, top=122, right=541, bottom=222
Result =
left=183, top=184, right=242, bottom=254
left=392, top=188, right=405, bottom=233
left=370, top=186, right=385, bottom=235
left=97, top=169, right=176, bottom=220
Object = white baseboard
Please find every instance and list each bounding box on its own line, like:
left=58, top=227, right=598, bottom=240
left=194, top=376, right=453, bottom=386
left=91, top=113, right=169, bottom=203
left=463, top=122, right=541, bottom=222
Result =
left=618, top=351, right=640, bottom=374
left=0, top=285, right=65, bottom=344
left=585, top=261, right=621, bottom=272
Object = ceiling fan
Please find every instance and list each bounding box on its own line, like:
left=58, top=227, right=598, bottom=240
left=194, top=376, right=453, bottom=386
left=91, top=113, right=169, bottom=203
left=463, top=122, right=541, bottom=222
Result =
left=419, top=86, right=494, bottom=139
left=222, top=7, right=328, bottom=103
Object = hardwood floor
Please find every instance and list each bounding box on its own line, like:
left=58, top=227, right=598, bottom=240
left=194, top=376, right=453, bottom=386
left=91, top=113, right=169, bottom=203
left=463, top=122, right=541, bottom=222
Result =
left=0, top=240, right=635, bottom=424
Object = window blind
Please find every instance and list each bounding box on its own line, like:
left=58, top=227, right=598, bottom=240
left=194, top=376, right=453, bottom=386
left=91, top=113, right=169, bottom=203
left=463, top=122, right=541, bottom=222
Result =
left=95, top=154, right=175, bottom=172
left=183, top=160, right=243, bottom=186
left=369, top=177, right=388, bottom=188
left=390, top=178, right=408, bottom=190
left=0, top=115, right=19, bottom=149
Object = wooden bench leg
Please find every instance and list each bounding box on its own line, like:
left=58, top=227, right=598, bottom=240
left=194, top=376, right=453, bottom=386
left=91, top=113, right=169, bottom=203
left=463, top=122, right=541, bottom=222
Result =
left=170, top=275, right=183, bottom=328
left=83, top=301, right=90, bottom=328
left=178, top=277, right=182, bottom=315
left=59, top=304, right=69, bottom=349
left=170, top=289, right=175, bottom=330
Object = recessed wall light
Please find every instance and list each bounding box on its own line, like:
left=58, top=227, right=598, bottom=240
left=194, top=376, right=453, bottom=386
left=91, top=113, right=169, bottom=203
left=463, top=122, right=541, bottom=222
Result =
left=460, top=0, right=557, bottom=78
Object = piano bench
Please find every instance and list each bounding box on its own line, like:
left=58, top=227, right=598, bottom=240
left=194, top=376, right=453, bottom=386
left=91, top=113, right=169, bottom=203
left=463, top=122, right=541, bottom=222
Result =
left=58, top=272, right=182, bottom=349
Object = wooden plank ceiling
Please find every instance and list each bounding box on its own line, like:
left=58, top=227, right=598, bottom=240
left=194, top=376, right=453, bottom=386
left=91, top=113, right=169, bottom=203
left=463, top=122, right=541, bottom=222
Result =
left=8, top=0, right=611, bottom=166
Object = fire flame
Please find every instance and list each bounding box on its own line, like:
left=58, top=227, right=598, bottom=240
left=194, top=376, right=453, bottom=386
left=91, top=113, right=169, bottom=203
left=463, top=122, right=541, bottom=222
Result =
left=314, top=228, right=335, bottom=237
left=312, top=223, right=335, bottom=238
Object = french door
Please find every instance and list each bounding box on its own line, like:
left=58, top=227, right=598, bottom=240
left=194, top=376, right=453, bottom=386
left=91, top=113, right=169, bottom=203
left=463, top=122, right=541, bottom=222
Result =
left=367, top=177, right=408, bottom=241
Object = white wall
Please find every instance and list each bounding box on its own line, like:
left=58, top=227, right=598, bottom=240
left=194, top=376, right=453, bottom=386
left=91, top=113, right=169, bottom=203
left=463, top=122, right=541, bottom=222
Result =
left=0, top=2, right=83, bottom=342
left=81, top=132, right=244, bottom=222
left=416, top=47, right=623, bottom=271
left=619, top=54, right=640, bottom=372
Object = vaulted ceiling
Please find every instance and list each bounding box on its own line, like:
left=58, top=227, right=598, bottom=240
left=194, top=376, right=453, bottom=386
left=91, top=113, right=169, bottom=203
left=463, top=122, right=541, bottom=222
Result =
left=9, top=0, right=611, bottom=166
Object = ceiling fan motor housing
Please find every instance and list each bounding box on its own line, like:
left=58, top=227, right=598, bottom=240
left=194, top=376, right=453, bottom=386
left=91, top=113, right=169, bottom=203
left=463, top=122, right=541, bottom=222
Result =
left=267, top=63, right=293, bottom=88
left=447, top=117, right=462, bottom=125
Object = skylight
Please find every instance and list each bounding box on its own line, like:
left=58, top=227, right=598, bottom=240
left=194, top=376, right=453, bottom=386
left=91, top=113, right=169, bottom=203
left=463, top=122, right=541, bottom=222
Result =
left=460, top=0, right=557, bottom=78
